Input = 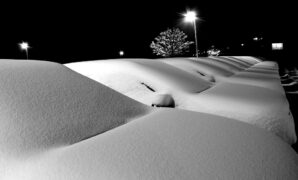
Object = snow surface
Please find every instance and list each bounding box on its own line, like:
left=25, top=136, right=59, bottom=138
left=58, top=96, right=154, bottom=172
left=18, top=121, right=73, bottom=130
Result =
left=65, top=59, right=212, bottom=105
left=226, top=61, right=285, bottom=92
left=2, top=109, right=298, bottom=179
left=1, top=59, right=298, bottom=179
left=66, top=57, right=296, bottom=144
left=0, top=60, right=149, bottom=157
left=180, top=82, right=296, bottom=144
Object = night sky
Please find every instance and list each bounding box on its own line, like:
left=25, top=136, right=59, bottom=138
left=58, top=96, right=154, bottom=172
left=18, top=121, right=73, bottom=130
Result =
left=0, top=1, right=294, bottom=64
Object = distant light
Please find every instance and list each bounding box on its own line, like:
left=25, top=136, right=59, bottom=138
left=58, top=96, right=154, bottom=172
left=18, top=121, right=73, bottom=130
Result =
left=18, top=41, right=30, bottom=59
left=19, top=42, right=30, bottom=51
left=183, top=11, right=197, bottom=22
left=253, top=37, right=259, bottom=41
left=272, top=43, right=283, bottom=50
left=241, top=43, right=245, bottom=46
left=119, top=50, right=124, bottom=56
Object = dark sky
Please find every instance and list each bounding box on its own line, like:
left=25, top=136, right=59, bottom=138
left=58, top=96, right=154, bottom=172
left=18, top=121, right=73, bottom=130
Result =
left=0, top=1, right=294, bottom=63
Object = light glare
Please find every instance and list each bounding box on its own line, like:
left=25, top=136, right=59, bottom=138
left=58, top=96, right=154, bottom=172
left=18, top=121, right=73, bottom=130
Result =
left=19, top=42, right=30, bottom=50
left=183, top=11, right=197, bottom=22
left=272, top=43, right=283, bottom=50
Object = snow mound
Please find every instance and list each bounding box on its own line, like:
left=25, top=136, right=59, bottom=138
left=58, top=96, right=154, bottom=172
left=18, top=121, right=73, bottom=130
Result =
left=1, top=60, right=297, bottom=179
left=182, top=82, right=297, bottom=144
left=66, top=57, right=296, bottom=144
left=207, top=56, right=248, bottom=70
left=66, top=59, right=211, bottom=92
left=4, top=110, right=298, bottom=179
left=226, top=61, right=285, bottom=92
left=160, top=56, right=260, bottom=83
left=161, top=57, right=235, bottom=82
left=0, top=60, right=149, bottom=157
left=66, top=59, right=211, bottom=105
left=231, top=56, right=262, bottom=64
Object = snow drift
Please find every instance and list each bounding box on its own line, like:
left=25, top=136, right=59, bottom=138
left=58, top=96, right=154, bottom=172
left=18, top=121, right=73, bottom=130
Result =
left=66, top=56, right=296, bottom=144
left=65, top=59, right=212, bottom=105
left=1, top=59, right=297, bottom=179
left=4, top=110, right=298, bottom=180
left=0, top=60, right=149, bottom=157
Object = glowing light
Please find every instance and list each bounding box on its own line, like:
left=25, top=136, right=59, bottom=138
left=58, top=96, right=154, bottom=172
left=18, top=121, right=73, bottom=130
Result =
left=183, top=11, right=197, bottom=22
left=19, top=42, right=30, bottom=51
left=241, top=43, right=245, bottom=46
left=119, top=50, right=124, bottom=56
left=272, top=43, right=283, bottom=50
left=18, top=41, right=30, bottom=59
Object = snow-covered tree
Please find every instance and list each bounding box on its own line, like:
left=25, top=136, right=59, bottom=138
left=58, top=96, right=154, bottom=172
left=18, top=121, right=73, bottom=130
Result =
left=207, top=47, right=221, bottom=56
left=150, top=28, right=194, bottom=57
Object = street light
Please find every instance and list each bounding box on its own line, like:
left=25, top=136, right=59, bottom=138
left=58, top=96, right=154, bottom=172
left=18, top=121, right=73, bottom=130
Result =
left=119, top=50, right=124, bottom=57
left=183, top=11, right=199, bottom=58
left=19, top=42, right=30, bottom=59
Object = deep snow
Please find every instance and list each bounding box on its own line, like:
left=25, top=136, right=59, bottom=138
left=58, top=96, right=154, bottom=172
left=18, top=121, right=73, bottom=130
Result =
left=1, top=58, right=297, bottom=179
left=0, top=60, right=149, bottom=157
left=66, top=56, right=296, bottom=144
left=4, top=110, right=298, bottom=180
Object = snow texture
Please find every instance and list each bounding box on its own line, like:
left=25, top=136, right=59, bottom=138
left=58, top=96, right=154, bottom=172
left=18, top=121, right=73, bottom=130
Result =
left=66, top=56, right=296, bottom=144
left=65, top=59, right=212, bottom=105
left=2, top=109, right=298, bottom=179
left=1, top=58, right=297, bottom=179
left=0, top=60, right=149, bottom=157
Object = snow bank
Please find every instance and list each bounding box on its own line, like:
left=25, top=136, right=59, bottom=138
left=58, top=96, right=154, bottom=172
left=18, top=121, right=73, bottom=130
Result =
left=231, top=56, right=262, bottom=64
left=178, top=61, right=296, bottom=144
left=66, top=59, right=211, bottom=93
left=207, top=56, right=247, bottom=70
left=0, top=60, right=149, bottom=157
left=225, top=61, right=285, bottom=92
left=1, top=60, right=297, bottom=179
left=66, top=59, right=211, bottom=105
left=66, top=57, right=296, bottom=144
left=3, top=110, right=298, bottom=179
left=181, top=82, right=296, bottom=144
left=160, top=56, right=260, bottom=83
left=161, top=57, right=234, bottom=82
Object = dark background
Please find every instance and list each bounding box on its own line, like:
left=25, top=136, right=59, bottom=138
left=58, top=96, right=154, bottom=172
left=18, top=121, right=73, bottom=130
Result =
left=0, top=1, right=294, bottom=64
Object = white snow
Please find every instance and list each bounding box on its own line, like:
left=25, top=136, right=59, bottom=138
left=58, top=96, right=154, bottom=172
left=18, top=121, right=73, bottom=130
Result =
left=160, top=57, right=234, bottom=82
left=2, top=109, right=298, bottom=179
left=180, top=82, right=296, bottom=144
left=65, top=59, right=212, bottom=105
left=0, top=60, right=149, bottom=157
left=66, top=57, right=296, bottom=144
left=1, top=59, right=298, bottom=179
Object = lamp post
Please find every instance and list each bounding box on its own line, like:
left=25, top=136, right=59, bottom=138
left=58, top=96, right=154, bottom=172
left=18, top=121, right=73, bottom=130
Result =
left=19, top=42, right=30, bottom=59
left=183, top=11, right=198, bottom=58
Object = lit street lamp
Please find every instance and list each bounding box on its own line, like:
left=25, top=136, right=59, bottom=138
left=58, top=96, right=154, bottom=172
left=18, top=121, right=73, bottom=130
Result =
left=19, top=42, right=30, bottom=59
left=183, top=11, right=199, bottom=58
left=119, top=50, right=124, bottom=57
